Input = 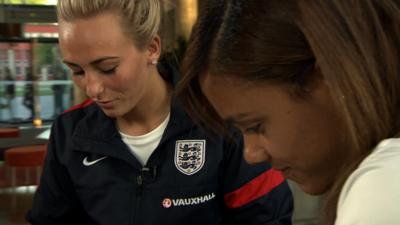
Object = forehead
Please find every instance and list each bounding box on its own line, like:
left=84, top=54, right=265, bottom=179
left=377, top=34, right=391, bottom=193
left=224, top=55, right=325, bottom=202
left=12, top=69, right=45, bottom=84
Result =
left=199, top=73, right=269, bottom=118
left=199, top=72, right=312, bottom=121
left=58, top=11, right=130, bottom=47
left=200, top=73, right=265, bottom=97
left=58, top=12, right=136, bottom=62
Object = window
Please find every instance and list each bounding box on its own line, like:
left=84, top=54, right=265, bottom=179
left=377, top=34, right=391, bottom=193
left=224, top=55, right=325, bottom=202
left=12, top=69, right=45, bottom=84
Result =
left=0, top=39, right=74, bottom=123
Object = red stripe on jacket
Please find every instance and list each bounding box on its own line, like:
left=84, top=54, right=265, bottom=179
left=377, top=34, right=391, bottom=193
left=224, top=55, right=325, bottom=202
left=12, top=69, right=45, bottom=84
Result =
left=224, top=169, right=285, bottom=208
left=63, top=99, right=94, bottom=113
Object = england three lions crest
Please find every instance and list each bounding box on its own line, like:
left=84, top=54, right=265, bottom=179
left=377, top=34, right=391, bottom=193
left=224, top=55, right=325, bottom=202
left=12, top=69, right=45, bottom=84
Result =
left=175, top=140, right=206, bottom=175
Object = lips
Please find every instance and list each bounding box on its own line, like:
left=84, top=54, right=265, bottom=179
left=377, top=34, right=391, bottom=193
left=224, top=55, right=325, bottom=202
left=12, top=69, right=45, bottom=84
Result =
left=96, top=100, right=114, bottom=109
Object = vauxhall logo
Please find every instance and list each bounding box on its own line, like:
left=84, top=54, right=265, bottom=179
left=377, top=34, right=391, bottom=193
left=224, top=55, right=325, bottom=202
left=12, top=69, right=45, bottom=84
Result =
left=162, top=192, right=216, bottom=208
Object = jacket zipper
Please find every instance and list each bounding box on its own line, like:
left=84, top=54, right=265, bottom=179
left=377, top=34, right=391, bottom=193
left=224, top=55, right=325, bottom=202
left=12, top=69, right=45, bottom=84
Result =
left=137, top=174, right=143, bottom=196
left=133, top=171, right=143, bottom=224
left=133, top=166, right=156, bottom=224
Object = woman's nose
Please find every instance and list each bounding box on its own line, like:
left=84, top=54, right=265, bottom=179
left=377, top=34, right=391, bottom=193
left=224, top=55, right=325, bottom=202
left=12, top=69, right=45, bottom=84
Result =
left=85, top=72, right=105, bottom=100
left=242, top=134, right=271, bottom=164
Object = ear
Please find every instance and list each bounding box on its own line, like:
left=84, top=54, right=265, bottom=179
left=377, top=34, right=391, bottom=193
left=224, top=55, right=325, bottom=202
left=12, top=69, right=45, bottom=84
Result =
left=146, top=35, right=161, bottom=64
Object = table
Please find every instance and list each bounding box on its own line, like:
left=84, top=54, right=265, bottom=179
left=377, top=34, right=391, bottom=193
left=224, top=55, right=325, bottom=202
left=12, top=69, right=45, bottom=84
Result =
left=0, top=128, right=20, bottom=138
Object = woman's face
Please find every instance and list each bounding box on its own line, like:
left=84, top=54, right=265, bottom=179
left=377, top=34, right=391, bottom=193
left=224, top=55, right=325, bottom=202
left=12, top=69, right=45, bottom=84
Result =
left=58, top=11, right=159, bottom=119
left=200, top=74, right=349, bottom=194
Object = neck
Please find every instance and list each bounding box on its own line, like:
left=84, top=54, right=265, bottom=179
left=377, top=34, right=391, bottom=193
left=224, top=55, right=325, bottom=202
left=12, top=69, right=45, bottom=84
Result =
left=117, top=68, right=172, bottom=136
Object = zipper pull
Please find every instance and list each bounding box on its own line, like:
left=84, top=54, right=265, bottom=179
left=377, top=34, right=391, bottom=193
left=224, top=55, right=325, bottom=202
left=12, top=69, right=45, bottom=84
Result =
left=136, top=174, right=143, bottom=196
left=137, top=175, right=143, bottom=186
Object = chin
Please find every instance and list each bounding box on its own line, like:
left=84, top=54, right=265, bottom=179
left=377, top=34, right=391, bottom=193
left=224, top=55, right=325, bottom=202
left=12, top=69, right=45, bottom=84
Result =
left=101, top=109, right=120, bottom=118
left=297, top=181, right=330, bottom=195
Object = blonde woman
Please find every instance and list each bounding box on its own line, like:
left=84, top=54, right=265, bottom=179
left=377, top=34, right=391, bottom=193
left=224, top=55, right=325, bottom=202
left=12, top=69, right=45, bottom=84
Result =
left=27, top=0, right=293, bottom=224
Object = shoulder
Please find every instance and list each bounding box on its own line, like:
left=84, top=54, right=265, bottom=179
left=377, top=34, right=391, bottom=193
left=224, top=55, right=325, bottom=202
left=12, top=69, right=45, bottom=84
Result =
left=335, top=138, right=400, bottom=225
left=52, top=99, right=97, bottom=134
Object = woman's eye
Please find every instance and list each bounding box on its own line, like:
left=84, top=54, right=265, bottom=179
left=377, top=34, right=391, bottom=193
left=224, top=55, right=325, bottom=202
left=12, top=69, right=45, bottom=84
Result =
left=101, top=66, right=117, bottom=75
left=244, top=123, right=263, bottom=134
left=72, top=70, right=85, bottom=76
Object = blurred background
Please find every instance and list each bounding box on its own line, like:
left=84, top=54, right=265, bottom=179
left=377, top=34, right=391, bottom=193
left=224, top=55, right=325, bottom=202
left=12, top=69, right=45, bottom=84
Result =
left=0, top=1, right=321, bottom=225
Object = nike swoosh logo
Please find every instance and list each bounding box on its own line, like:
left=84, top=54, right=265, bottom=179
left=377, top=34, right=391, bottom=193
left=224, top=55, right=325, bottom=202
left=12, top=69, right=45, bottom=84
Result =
left=83, top=156, right=108, bottom=166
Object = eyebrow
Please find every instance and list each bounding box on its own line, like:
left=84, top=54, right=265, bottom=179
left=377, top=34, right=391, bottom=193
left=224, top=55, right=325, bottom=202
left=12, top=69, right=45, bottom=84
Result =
left=225, top=113, right=269, bottom=127
left=225, top=113, right=255, bottom=125
left=63, top=56, right=120, bottom=68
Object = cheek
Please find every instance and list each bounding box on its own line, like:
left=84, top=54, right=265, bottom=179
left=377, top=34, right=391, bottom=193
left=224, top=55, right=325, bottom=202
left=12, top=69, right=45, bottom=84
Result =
left=261, top=114, right=324, bottom=163
left=72, top=76, right=86, bottom=90
left=269, top=118, right=340, bottom=169
left=109, top=70, right=144, bottom=94
left=119, top=61, right=147, bottom=83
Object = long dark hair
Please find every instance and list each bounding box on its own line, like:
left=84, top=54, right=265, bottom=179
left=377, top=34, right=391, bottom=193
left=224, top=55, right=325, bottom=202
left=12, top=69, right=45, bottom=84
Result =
left=177, top=0, right=400, bottom=224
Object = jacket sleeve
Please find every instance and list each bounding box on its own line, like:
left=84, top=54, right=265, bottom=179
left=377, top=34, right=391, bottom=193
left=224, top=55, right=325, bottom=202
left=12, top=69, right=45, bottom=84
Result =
left=26, top=120, right=88, bottom=225
left=219, top=132, right=293, bottom=225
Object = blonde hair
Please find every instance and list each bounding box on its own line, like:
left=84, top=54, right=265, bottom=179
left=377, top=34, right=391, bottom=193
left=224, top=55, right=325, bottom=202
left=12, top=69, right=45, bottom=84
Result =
left=57, top=0, right=161, bottom=50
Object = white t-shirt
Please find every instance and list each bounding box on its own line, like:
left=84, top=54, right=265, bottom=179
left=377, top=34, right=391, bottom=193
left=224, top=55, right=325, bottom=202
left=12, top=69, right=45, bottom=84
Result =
left=335, top=138, right=400, bottom=225
left=120, top=113, right=170, bottom=166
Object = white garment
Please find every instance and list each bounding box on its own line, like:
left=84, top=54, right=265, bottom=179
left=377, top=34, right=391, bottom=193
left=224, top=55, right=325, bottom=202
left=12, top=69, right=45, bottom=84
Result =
left=335, top=138, right=400, bottom=225
left=120, top=113, right=170, bottom=166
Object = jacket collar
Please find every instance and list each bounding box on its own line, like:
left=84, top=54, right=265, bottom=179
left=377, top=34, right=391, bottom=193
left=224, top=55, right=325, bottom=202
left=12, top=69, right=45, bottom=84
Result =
left=71, top=106, right=135, bottom=163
